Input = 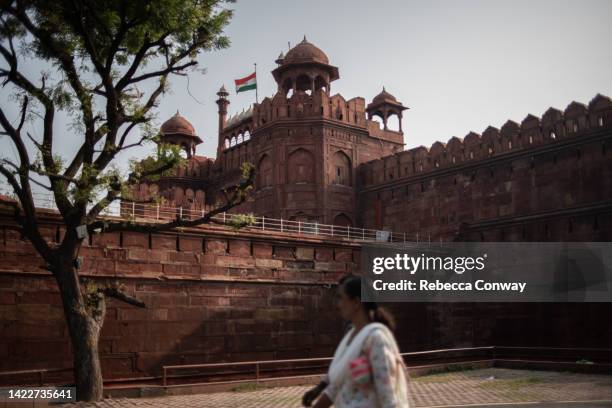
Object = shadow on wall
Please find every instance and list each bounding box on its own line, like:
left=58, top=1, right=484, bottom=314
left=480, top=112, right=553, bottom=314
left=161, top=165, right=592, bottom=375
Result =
left=101, top=280, right=344, bottom=380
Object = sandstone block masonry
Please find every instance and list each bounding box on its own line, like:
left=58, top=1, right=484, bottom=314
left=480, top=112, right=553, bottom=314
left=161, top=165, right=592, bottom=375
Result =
left=0, top=211, right=369, bottom=382
left=358, top=95, right=612, bottom=241
left=1, top=210, right=612, bottom=384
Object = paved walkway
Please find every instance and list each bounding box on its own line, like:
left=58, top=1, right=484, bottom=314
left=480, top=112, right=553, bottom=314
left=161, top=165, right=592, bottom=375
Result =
left=60, top=368, right=612, bottom=407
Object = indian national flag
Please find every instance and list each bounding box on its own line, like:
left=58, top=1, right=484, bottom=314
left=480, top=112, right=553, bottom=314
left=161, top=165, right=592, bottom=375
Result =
left=234, top=72, right=257, bottom=93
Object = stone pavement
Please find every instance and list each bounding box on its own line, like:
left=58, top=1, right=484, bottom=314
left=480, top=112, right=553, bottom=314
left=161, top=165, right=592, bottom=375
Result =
left=60, top=368, right=612, bottom=407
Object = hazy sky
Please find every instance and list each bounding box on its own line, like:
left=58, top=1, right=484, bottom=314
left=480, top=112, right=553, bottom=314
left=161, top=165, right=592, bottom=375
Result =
left=1, top=0, right=611, bottom=176
left=164, top=0, right=612, bottom=158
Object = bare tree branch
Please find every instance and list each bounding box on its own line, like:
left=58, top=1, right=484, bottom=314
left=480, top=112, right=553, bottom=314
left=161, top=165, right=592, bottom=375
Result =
left=103, top=287, right=145, bottom=308
left=5, top=3, right=97, bottom=213
left=16, top=95, right=28, bottom=132
left=0, top=162, right=52, bottom=259
left=0, top=38, right=73, bottom=217
left=128, top=61, right=197, bottom=84
left=115, top=30, right=173, bottom=91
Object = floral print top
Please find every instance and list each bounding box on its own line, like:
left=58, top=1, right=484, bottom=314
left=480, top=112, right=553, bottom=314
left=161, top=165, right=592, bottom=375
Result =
left=323, top=328, right=409, bottom=407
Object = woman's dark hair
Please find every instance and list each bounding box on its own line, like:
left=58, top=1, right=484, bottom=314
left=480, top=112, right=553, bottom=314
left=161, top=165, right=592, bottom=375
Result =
left=339, top=274, right=396, bottom=331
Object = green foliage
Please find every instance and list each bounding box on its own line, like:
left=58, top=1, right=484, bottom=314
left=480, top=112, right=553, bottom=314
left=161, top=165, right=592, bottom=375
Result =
left=81, top=278, right=105, bottom=320
left=1, top=0, right=235, bottom=221
left=8, top=0, right=234, bottom=68
left=227, top=213, right=256, bottom=230
left=51, top=83, right=75, bottom=110
left=240, top=161, right=255, bottom=179
left=237, top=161, right=254, bottom=197
left=129, top=141, right=185, bottom=182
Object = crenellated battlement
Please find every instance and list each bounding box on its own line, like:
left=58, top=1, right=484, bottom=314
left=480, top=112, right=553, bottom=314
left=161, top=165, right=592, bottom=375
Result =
left=145, top=38, right=611, bottom=229
left=219, top=90, right=372, bottom=150
left=360, top=94, right=612, bottom=187
left=216, top=88, right=403, bottom=172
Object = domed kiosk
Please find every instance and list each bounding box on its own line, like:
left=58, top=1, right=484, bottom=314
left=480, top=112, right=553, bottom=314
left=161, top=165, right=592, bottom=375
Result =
left=272, top=36, right=339, bottom=96
left=366, top=87, right=408, bottom=132
left=159, top=111, right=203, bottom=158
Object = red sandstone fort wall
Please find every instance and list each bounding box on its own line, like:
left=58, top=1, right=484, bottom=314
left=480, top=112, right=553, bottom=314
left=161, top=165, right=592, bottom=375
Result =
left=1, top=212, right=612, bottom=383
left=0, top=215, right=357, bottom=380
left=0, top=213, right=422, bottom=382
left=358, top=95, right=612, bottom=241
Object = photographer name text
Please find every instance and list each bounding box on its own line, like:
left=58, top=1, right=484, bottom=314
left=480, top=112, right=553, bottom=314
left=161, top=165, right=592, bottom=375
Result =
left=372, top=279, right=527, bottom=293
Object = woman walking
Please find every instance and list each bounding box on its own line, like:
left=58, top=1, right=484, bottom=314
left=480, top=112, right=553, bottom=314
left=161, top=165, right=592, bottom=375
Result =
left=309, top=274, right=409, bottom=407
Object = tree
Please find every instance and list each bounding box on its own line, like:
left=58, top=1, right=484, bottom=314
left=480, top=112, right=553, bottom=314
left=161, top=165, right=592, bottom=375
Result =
left=0, top=0, right=253, bottom=401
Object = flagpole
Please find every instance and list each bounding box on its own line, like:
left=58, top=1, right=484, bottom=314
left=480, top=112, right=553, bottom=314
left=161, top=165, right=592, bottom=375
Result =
left=254, top=62, right=258, bottom=104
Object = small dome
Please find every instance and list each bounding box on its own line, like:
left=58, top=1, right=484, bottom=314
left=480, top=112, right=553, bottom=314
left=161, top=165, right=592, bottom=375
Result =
left=367, top=87, right=407, bottom=113
left=283, top=36, right=329, bottom=65
left=372, top=87, right=398, bottom=105
left=161, top=111, right=196, bottom=136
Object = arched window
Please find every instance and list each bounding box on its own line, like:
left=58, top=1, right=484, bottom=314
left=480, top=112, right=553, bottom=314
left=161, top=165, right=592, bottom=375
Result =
left=296, top=74, right=311, bottom=95
left=386, top=113, right=400, bottom=131
left=257, top=154, right=273, bottom=189
left=282, top=77, right=293, bottom=96
left=332, top=151, right=352, bottom=186
left=333, top=213, right=352, bottom=227
left=237, top=133, right=244, bottom=144
left=244, top=130, right=251, bottom=141
left=287, top=148, right=315, bottom=184
left=371, top=113, right=384, bottom=129
left=179, top=144, right=189, bottom=158
left=314, top=75, right=327, bottom=93
left=224, top=138, right=230, bottom=149
left=230, top=136, right=237, bottom=147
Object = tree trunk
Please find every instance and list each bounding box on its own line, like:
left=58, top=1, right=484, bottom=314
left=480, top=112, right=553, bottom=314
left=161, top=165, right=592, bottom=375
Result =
left=54, top=252, right=105, bottom=402
left=68, top=307, right=104, bottom=401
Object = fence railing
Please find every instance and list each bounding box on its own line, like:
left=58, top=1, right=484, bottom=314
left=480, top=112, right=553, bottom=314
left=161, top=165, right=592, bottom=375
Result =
left=161, top=346, right=496, bottom=386
left=0, top=186, right=429, bottom=243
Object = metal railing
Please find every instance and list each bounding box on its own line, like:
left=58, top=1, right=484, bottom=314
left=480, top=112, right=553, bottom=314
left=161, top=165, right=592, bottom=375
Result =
left=0, top=367, right=72, bottom=386
left=0, top=185, right=427, bottom=243
left=161, top=346, right=496, bottom=386
left=4, top=346, right=611, bottom=388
